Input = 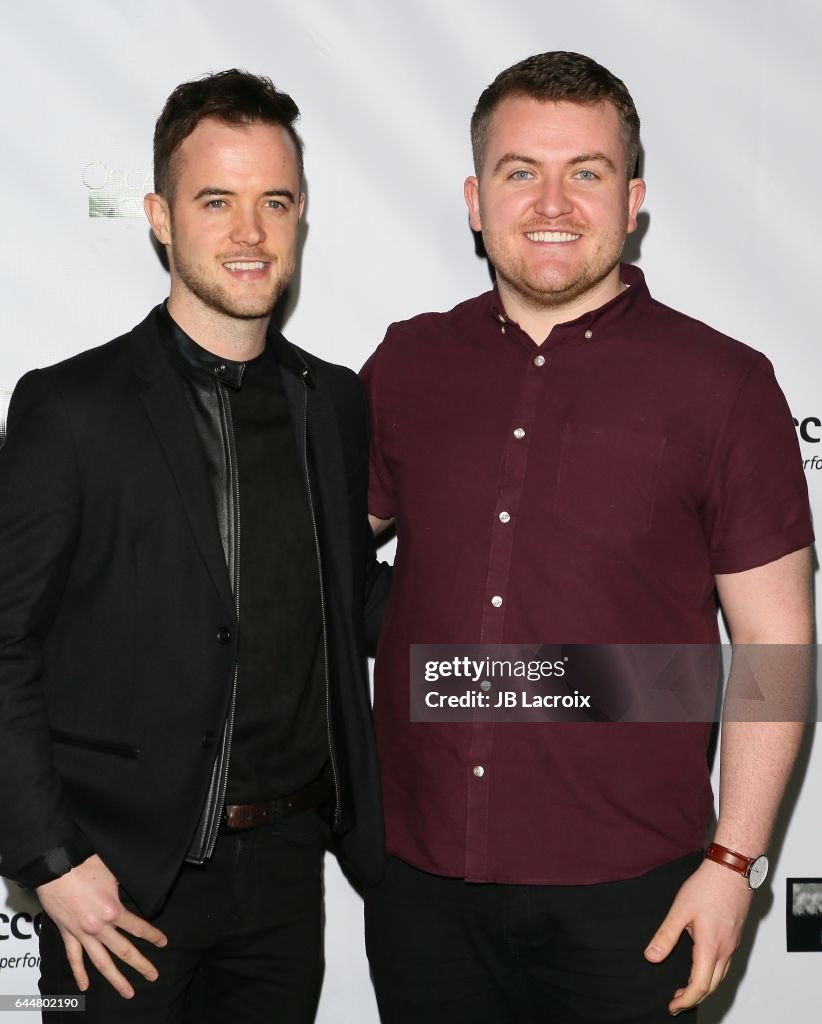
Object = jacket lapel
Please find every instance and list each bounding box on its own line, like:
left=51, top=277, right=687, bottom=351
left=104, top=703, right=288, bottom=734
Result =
left=127, top=310, right=235, bottom=618
left=273, top=332, right=354, bottom=600
left=305, top=385, right=354, bottom=597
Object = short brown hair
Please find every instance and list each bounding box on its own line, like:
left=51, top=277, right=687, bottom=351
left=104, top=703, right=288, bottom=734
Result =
left=471, top=51, right=640, bottom=178
left=153, top=69, right=304, bottom=201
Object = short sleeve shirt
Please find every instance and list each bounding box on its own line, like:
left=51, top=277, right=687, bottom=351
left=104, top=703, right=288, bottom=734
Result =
left=361, top=264, right=813, bottom=884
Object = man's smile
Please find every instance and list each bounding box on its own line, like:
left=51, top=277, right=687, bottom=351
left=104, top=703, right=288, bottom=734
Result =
left=221, top=259, right=272, bottom=280
left=223, top=260, right=268, bottom=270
left=524, top=230, right=581, bottom=243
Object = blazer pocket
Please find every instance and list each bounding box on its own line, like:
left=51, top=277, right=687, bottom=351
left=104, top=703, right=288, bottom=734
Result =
left=51, top=728, right=142, bottom=759
left=553, top=422, right=666, bottom=540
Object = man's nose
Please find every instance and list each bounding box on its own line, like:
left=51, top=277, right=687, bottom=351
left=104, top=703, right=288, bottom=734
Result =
left=230, top=204, right=265, bottom=246
left=532, top=176, right=574, bottom=219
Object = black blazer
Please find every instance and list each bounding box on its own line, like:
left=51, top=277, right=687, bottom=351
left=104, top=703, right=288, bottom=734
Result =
left=0, top=307, right=386, bottom=914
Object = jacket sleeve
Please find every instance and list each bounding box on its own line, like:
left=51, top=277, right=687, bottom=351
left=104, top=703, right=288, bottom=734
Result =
left=363, top=524, right=392, bottom=654
left=0, top=370, right=91, bottom=883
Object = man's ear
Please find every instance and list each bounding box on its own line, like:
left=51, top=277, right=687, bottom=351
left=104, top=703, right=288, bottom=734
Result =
left=626, top=178, right=646, bottom=235
left=144, top=193, right=172, bottom=246
left=464, top=176, right=482, bottom=232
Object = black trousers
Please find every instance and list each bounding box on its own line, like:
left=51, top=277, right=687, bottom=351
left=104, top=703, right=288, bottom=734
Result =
left=365, top=852, right=700, bottom=1024
left=39, top=809, right=327, bottom=1023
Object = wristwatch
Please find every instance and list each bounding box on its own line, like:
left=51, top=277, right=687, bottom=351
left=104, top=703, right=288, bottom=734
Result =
left=705, top=842, right=769, bottom=890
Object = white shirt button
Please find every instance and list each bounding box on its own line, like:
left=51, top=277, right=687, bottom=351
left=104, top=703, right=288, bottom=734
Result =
left=491, top=595, right=503, bottom=608
left=499, top=511, right=511, bottom=523
left=473, top=765, right=485, bottom=778
left=584, top=329, right=593, bottom=340
left=534, top=354, right=546, bottom=367
left=513, top=427, right=526, bottom=439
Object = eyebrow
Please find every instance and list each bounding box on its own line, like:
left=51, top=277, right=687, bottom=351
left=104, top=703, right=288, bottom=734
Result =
left=492, top=151, right=618, bottom=175
left=192, top=187, right=297, bottom=202
left=492, top=153, right=540, bottom=175
left=569, top=152, right=618, bottom=174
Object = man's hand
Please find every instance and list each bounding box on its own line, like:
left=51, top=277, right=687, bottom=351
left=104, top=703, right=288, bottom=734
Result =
left=36, top=854, right=168, bottom=999
left=644, top=859, right=752, bottom=1015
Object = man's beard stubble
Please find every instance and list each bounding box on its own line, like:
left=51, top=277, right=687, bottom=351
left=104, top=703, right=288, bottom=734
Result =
left=170, top=242, right=293, bottom=322
left=484, top=221, right=627, bottom=312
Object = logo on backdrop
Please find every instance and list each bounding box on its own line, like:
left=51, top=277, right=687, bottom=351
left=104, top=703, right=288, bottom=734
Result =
left=0, top=912, right=42, bottom=973
left=0, top=912, right=42, bottom=941
left=786, top=878, right=822, bottom=952
left=82, top=162, right=151, bottom=219
left=793, top=416, right=822, bottom=471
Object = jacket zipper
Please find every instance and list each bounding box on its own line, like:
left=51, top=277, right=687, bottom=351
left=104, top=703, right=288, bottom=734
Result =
left=199, top=381, right=241, bottom=860
left=301, top=373, right=342, bottom=829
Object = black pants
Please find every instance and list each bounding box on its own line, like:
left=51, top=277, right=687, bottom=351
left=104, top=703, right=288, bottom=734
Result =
left=39, top=809, right=327, bottom=1023
left=365, top=852, right=700, bottom=1024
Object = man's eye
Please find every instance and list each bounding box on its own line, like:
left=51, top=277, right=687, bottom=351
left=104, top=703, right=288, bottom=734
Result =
left=206, top=199, right=226, bottom=208
left=510, top=169, right=533, bottom=181
left=264, top=199, right=284, bottom=209
left=575, top=169, right=597, bottom=181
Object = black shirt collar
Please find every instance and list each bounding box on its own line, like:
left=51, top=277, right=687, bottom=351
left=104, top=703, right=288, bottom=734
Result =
left=158, top=304, right=257, bottom=390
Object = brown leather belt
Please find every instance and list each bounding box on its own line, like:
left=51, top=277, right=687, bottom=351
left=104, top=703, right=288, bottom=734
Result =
left=222, top=778, right=334, bottom=831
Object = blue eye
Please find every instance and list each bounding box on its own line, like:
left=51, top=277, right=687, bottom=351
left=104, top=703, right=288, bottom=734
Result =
left=575, top=169, right=597, bottom=181
left=510, top=169, right=533, bottom=181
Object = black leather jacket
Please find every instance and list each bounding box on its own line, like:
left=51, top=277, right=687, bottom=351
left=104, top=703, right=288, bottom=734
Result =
left=163, top=314, right=341, bottom=864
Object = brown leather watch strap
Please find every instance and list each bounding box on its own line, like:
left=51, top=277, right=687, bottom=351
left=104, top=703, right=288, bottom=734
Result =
left=705, top=842, right=754, bottom=876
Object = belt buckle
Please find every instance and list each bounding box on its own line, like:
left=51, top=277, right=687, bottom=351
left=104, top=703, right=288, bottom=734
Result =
left=223, top=803, right=270, bottom=831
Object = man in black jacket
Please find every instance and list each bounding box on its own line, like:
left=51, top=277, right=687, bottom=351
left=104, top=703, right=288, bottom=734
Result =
left=0, top=70, right=386, bottom=1022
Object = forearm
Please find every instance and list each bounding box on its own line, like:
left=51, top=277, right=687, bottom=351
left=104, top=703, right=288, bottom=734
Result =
left=714, top=719, right=805, bottom=854
left=0, top=667, right=83, bottom=879
left=714, top=545, right=813, bottom=854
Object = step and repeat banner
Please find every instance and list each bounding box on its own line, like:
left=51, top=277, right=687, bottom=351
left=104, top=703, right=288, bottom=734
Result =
left=1, top=1, right=820, bottom=1020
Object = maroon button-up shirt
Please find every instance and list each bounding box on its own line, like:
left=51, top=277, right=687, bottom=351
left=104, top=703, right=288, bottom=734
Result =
left=361, top=265, right=812, bottom=884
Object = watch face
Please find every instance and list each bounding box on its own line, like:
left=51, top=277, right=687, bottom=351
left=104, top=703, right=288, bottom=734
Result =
left=748, top=856, right=769, bottom=889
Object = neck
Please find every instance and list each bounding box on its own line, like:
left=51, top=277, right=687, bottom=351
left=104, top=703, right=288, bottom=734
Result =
left=497, top=267, right=624, bottom=345
left=167, top=292, right=269, bottom=361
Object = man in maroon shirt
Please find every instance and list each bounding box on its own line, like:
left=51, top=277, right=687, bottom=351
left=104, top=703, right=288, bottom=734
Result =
left=362, top=52, right=813, bottom=1022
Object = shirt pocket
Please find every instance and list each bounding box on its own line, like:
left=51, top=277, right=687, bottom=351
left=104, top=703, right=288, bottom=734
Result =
left=553, top=421, right=666, bottom=540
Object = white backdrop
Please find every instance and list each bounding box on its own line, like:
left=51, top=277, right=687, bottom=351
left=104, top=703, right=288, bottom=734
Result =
left=2, top=1, right=821, bottom=1020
